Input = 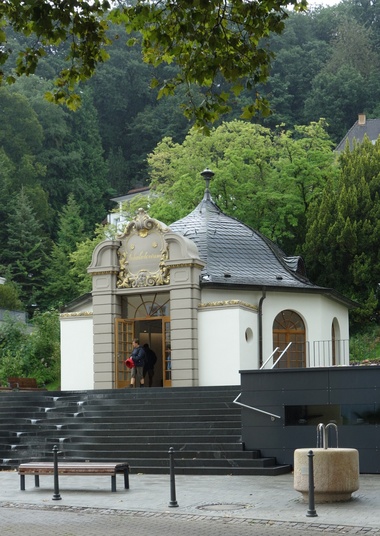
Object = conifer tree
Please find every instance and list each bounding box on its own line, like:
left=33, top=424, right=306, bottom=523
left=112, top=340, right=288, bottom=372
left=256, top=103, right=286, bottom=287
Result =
left=65, top=90, right=111, bottom=231
left=2, top=189, right=51, bottom=314
left=303, top=136, right=380, bottom=325
left=42, top=194, right=86, bottom=308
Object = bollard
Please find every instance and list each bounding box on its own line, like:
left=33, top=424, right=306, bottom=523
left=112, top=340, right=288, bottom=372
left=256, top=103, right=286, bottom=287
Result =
left=168, top=447, right=179, bottom=507
left=52, top=444, right=62, bottom=501
left=306, top=450, right=317, bottom=517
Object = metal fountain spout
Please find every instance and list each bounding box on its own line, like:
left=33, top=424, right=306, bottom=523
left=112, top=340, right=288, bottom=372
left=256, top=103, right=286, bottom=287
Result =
left=316, top=422, right=338, bottom=449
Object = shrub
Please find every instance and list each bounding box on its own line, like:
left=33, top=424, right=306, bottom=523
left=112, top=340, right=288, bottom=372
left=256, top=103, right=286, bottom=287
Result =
left=0, top=310, right=60, bottom=387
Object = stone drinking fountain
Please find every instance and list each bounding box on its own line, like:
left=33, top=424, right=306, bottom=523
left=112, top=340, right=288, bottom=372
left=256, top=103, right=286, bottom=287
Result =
left=294, top=423, right=360, bottom=503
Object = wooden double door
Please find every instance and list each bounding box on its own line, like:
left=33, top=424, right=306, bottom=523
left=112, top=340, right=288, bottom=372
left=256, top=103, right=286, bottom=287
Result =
left=115, top=317, right=171, bottom=388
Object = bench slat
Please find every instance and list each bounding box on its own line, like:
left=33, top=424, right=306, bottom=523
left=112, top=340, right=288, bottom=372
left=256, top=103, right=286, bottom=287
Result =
left=18, top=462, right=130, bottom=492
left=19, top=462, right=128, bottom=471
left=6, top=377, right=46, bottom=390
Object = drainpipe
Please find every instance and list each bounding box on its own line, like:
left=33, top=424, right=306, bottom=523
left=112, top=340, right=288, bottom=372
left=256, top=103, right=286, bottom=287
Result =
left=258, top=288, right=266, bottom=368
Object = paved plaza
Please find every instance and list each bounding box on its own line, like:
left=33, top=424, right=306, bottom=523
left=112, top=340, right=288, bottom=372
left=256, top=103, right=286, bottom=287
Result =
left=0, top=470, right=379, bottom=535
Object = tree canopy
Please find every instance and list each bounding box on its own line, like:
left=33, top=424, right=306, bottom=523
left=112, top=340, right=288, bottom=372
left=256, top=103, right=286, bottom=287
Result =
left=303, top=136, right=380, bottom=326
left=130, top=119, right=337, bottom=253
left=2, top=1, right=380, bottom=328
left=1, top=0, right=306, bottom=127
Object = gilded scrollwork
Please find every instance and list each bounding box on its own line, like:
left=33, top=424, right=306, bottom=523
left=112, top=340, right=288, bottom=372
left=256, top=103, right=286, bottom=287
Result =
left=117, top=209, right=170, bottom=288
left=199, top=300, right=258, bottom=311
left=60, top=312, right=93, bottom=318
left=118, top=207, right=169, bottom=239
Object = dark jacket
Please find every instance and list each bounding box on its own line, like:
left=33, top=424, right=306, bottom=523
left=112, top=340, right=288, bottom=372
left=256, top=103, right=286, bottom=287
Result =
left=144, top=347, right=157, bottom=371
left=131, top=346, right=145, bottom=367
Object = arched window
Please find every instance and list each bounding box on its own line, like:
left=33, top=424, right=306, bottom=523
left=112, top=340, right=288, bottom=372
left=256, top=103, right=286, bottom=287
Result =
left=332, top=318, right=341, bottom=366
left=273, top=310, right=306, bottom=368
left=128, top=293, right=170, bottom=318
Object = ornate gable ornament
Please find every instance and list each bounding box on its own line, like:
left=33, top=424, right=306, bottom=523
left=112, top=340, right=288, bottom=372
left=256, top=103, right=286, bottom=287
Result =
left=117, top=208, right=170, bottom=288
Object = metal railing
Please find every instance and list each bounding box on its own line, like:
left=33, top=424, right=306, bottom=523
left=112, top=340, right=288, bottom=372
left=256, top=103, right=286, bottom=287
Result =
left=233, top=393, right=281, bottom=420
left=260, top=342, right=292, bottom=369
left=261, top=340, right=350, bottom=369
left=260, top=347, right=279, bottom=370
left=272, top=342, right=292, bottom=368
left=309, top=339, right=349, bottom=367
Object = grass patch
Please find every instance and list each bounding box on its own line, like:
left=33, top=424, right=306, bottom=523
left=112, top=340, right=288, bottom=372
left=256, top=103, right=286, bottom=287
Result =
left=45, top=379, right=61, bottom=391
left=350, top=324, right=380, bottom=364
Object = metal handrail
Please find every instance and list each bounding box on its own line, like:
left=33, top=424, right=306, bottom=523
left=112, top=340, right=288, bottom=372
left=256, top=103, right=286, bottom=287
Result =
left=260, top=347, right=279, bottom=370
left=233, top=393, right=281, bottom=420
left=271, top=342, right=292, bottom=368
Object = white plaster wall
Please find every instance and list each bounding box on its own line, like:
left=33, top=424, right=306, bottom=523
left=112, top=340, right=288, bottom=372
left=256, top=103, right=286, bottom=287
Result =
left=60, top=317, right=94, bottom=390
left=198, top=306, right=258, bottom=386
left=200, top=288, right=350, bottom=370
left=238, top=307, right=259, bottom=370
left=59, top=286, right=350, bottom=390
left=261, top=292, right=350, bottom=367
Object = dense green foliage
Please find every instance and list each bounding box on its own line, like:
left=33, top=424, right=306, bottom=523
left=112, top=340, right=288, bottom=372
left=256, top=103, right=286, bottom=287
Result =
left=1, top=0, right=307, bottom=126
left=302, top=137, right=380, bottom=327
left=350, top=324, right=380, bottom=363
left=2, top=1, right=380, bottom=383
left=145, top=119, right=336, bottom=254
left=0, top=279, right=23, bottom=311
left=2, top=188, right=51, bottom=313
left=0, top=0, right=112, bottom=107
left=0, top=311, right=60, bottom=387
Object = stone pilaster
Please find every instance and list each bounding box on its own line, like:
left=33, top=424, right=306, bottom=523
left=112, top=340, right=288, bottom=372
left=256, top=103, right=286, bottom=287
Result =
left=88, top=240, right=121, bottom=389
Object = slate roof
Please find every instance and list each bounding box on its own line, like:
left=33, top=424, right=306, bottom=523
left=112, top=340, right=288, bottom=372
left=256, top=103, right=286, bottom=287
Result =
left=170, top=190, right=315, bottom=290
left=169, top=188, right=356, bottom=307
left=335, top=117, right=380, bottom=152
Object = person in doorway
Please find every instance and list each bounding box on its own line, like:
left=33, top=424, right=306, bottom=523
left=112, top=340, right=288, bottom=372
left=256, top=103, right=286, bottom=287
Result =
left=143, top=343, right=158, bottom=387
left=130, top=338, right=146, bottom=388
left=165, top=344, right=171, bottom=381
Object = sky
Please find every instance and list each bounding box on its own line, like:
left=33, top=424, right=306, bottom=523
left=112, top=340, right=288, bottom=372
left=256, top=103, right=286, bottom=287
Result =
left=307, top=0, right=342, bottom=6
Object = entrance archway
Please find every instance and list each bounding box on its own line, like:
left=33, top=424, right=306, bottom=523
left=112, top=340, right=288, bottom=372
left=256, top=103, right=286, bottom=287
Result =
left=115, top=293, right=171, bottom=388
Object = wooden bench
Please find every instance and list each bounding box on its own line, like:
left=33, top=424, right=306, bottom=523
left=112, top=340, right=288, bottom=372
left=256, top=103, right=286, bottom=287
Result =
left=7, top=377, right=46, bottom=391
left=18, top=462, right=130, bottom=492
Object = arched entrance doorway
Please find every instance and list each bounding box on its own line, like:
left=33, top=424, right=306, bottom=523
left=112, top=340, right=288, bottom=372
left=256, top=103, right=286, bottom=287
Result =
left=273, top=310, right=306, bottom=368
left=115, top=293, right=171, bottom=388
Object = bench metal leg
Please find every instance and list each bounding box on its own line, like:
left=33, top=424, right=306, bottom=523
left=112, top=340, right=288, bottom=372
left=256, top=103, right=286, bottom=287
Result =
left=20, top=475, right=25, bottom=491
left=34, top=475, right=40, bottom=488
left=111, top=475, right=116, bottom=492
left=124, top=469, right=129, bottom=490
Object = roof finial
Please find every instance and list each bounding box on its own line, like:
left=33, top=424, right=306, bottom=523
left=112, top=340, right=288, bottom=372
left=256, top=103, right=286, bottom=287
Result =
left=200, top=168, right=214, bottom=198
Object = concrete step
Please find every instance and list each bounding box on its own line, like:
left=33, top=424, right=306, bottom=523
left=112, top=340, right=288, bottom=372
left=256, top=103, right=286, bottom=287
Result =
left=130, top=465, right=292, bottom=476
left=54, top=454, right=278, bottom=469
left=46, top=433, right=242, bottom=443
left=0, top=420, right=242, bottom=431
left=0, top=457, right=292, bottom=476
left=0, top=386, right=290, bottom=476
left=54, top=448, right=260, bottom=460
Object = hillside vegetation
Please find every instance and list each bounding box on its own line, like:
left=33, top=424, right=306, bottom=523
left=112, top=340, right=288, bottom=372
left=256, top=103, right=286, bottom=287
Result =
left=1, top=0, right=380, bottom=379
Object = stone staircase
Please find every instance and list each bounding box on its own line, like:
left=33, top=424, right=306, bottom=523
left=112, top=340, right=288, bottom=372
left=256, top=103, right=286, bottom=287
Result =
left=0, top=386, right=291, bottom=475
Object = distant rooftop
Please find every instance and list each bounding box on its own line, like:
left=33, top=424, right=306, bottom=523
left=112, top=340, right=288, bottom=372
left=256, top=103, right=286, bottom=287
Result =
left=111, top=187, right=150, bottom=204
left=335, top=114, right=380, bottom=152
